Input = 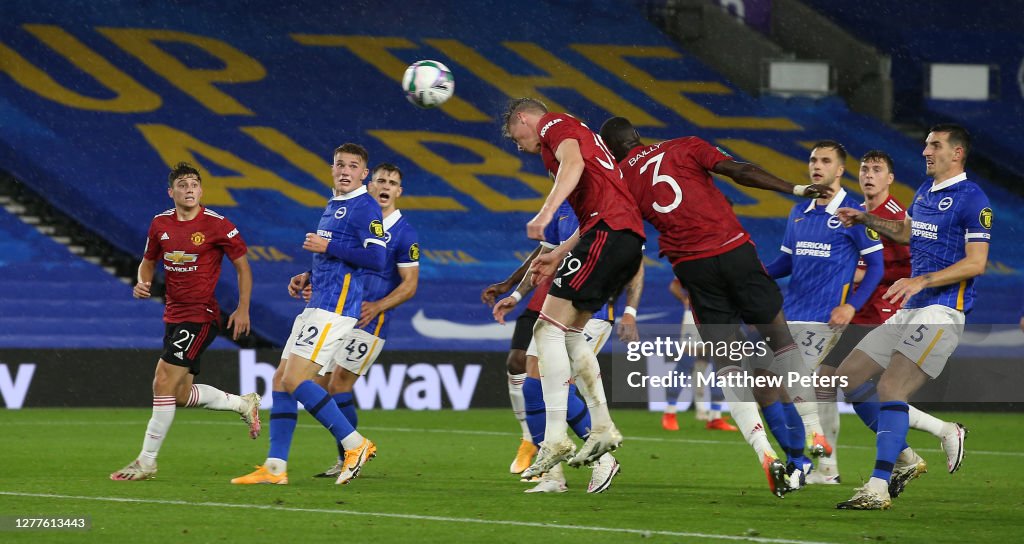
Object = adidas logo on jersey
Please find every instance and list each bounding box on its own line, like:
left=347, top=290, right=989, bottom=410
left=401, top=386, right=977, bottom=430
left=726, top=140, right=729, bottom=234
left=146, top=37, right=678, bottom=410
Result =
left=553, top=278, right=562, bottom=287
left=161, top=232, right=170, bottom=240
left=174, top=351, right=184, bottom=359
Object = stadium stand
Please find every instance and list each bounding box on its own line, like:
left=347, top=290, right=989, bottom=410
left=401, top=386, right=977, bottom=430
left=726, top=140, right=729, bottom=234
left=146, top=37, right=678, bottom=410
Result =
left=1, top=0, right=1021, bottom=353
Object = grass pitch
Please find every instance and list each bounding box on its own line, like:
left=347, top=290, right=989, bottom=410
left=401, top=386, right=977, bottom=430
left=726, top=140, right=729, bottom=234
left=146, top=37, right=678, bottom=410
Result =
left=1, top=407, right=1021, bottom=543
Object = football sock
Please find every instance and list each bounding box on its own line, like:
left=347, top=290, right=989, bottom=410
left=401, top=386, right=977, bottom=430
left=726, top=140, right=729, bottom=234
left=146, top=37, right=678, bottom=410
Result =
left=267, top=390, right=297, bottom=462
left=566, top=384, right=592, bottom=440
left=334, top=392, right=358, bottom=428
left=293, top=380, right=362, bottom=451
left=535, top=319, right=571, bottom=443
left=872, top=401, right=910, bottom=482
left=720, top=366, right=778, bottom=461
left=565, top=329, right=612, bottom=429
left=138, top=395, right=176, bottom=467
left=508, top=372, right=531, bottom=441
left=709, top=402, right=723, bottom=420
left=185, top=383, right=243, bottom=412
left=908, top=405, right=946, bottom=438
left=847, top=381, right=880, bottom=429
left=781, top=401, right=807, bottom=463
left=693, top=359, right=708, bottom=411
left=664, top=402, right=678, bottom=415
left=523, top=377, right=546, bottom=444
left=666, top=358, right=689, bottom=407
left=762, top=400, right=795, bottom=461
left=817, top=385, right=840, bottom=471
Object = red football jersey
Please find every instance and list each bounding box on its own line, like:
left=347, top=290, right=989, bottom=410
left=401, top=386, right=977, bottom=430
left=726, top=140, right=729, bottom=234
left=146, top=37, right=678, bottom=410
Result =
left=619, top=137, right=748, bottom=264
left=851, top=195, right=911, bottom=324
left=143, top=207, right=248, bottom=324
left=537, top=113, right=644, bottom=238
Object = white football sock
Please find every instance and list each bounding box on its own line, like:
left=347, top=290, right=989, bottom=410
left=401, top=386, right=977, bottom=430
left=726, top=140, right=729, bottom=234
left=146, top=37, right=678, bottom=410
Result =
left=565, top=330, right=612, bottom=429
left=186, top=383, right=244, bottom=412
left=817, top=385, right=840, bottom=470
left=139, top=396, right=176, bottom=467
left=264, top=457, right=287, bottom=475
left=719, top=366, right=777, bottom=461
left=908, top=405, right=947, bottom=438
left=535, top=320, right=571, bottom=444
left=508, top=372, right=530, bottom=441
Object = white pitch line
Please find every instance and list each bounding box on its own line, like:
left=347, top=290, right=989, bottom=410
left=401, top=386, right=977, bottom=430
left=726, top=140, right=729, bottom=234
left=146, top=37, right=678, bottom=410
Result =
left=0, top=491, right=836, bottom=544
left=3, top=419, right=1021, bottom=457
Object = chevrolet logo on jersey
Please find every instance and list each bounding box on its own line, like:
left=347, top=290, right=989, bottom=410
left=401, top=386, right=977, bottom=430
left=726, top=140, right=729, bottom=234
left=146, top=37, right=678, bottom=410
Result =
left=164, top=251, right=198, bottom=264
left=370, top=220, right=385, bottom=238
left=409, top=243, right=420, bottom=261
left=980, top=207, right=993, bottom=229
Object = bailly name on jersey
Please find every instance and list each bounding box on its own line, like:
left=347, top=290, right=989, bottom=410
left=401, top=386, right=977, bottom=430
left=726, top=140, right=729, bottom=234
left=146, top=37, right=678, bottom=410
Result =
left=626, top=370, right=847, bottom=390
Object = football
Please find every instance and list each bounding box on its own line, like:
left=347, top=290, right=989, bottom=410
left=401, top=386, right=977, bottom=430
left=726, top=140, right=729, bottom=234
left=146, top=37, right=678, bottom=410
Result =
left=402, top=60, right=455, bottom=108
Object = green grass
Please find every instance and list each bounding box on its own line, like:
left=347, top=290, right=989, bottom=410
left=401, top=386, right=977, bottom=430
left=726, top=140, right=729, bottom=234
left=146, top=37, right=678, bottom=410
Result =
left=1, top=408, right=1022, bottom=543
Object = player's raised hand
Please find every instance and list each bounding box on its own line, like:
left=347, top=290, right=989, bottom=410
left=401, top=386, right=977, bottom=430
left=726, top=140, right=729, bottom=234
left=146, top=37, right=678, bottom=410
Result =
left=481, top=282, right=509, bottom=307
left=287, top=272, right=309, bottom=298
left=227, top=308, right=251, bottom=340
left=835, top=207, right=865, bottom=227
left=492, top=295, right=518, bottom=324
left=883, top=276, right=927, bottom=306
left=133, top=281, right=152, bottom=299
left=803, top=183, right=834, bottom=199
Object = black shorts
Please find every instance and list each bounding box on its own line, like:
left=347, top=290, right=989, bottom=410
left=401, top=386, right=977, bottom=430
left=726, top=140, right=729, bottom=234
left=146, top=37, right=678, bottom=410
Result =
left=819, top=324, right=874, bottom=369
left=672, top=242, right=783, bottom=343
left=548, top=222, right=644, bottom=314
left=511, top=309, right=540, bottom=351
left=161, top=321, right=219, bottom=375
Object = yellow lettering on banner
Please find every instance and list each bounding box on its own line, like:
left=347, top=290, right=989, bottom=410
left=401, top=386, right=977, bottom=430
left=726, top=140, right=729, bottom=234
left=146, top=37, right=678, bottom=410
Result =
left=369, top=130, right=551, bottom=212
left=426, top=39, right=661, bottom=127
left=290, top=34, right=488, bottom=122
left=98, top=28, right=264, bottom=116
left=573, top=45, right=800, bottom=130
left=796, top=141, right=916, bottom=206
left=239, top=127, right=334, bottom=189
left=136, top=123, right=326, bottom=207
left=713, top=138, right=809, bottom=217
left=422, top=250, right=478, bottom=264
left=248, top=246, right=294, bottom=262
left=0, top=25, right=160, bottom=112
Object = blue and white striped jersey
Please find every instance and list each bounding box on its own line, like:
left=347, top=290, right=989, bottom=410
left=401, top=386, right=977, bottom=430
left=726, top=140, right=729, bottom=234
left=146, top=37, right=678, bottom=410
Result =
left=906, top=173, right=992, bottom=312
left=779, top=189, right=883, bottom=322
left=358, top=209, right=419, bottom=339
left=307, top=186, right=386, bottom=319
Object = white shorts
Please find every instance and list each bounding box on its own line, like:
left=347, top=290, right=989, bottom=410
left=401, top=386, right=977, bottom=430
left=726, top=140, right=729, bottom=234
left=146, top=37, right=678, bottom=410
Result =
left=324, top=328, right=386, bottom=377
left=788, top=322, right=840, bottom=371
left=855, top=305, right=965, bottom=378
left=526, top=319, right=613, bottom=357
left=284, top=308, right=358, bottom=370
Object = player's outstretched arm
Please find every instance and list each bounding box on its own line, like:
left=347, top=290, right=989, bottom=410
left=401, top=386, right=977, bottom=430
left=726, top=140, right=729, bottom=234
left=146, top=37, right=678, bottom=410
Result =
left=227, top=254, right=252, bottom=339
left=527, top=139, right=584, bottom=240
left=712, top=160, right=832, bottom=199
left=481, top=245, right=541, bottom=306
left=133, top=258, right=156, bottom=299
left=358, top=266, right=419, bottom=329
left=837, top=208, right=912, bottom=245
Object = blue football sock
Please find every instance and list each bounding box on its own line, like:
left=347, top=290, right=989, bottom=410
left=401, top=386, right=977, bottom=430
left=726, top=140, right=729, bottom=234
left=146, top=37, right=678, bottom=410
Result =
left=781, top=401, right=807, bottom=462
left=762, top=401, right=794, bottom=461
left=334, top=392, right=357, bottom=428
left=294, top=380, right=354, bottom=442
left=872, top=401, right=910, bottom=482
left=566, top=384, right=592, bottom=440
left=268, top=391, right=298, bottom=461
left=523, top=377, right=546, bottom=444
left=848, top=381, right=880, bottom=430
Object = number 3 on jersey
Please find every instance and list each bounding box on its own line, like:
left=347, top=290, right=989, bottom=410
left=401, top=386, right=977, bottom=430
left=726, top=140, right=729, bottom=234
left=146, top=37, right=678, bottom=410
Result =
left=640, top=152, right=682, bottom=214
